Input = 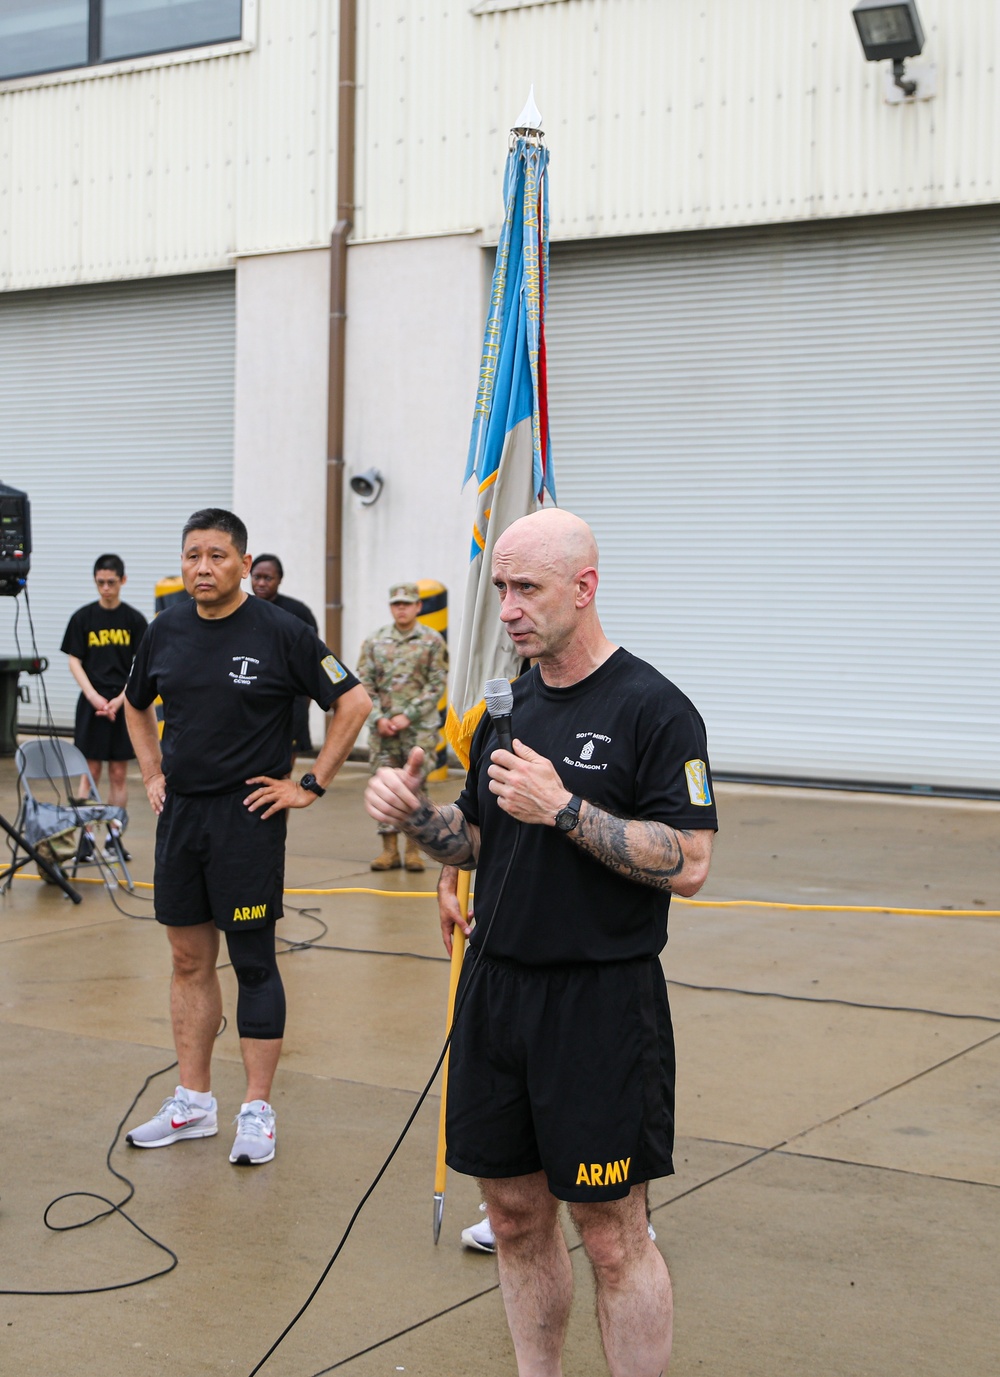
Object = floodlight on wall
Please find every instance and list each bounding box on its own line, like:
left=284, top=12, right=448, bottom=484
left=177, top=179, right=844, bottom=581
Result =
left=349, top=467, right=384, bottom=506
left=852, top=0, right=925, bottom=97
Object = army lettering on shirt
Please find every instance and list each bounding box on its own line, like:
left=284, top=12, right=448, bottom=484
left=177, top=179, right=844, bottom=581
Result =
left=61, top=601, right=149, bottom=699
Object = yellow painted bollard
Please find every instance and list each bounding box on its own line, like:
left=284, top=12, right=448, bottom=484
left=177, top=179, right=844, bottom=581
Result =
left=154, top=575, right=186, bottom=613
left=153, top=575, right=188, bottom=738
left=417, top=579, right=449, bottom=782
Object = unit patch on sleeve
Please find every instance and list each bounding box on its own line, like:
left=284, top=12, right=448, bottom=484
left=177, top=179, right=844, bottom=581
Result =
left=321, top=654, right=348, bottom=684
left=684, top=759, right=712, bottom=806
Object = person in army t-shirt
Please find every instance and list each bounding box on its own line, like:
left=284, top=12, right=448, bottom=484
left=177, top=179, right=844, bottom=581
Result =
left=123, top=508, right=371, bottom=1168
left=60, top=554, right=148, bottom=858
left=364, top=509, right=717, bottom=1377
left=357, top=582, right=448, bottom=872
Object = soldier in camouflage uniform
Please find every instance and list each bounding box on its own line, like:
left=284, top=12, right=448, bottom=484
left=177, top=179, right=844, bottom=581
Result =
left=358, top=583, right=448, bottom=871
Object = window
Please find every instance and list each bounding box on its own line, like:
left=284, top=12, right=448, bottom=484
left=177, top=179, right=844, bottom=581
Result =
left=0, top=0, right=243, bottom=81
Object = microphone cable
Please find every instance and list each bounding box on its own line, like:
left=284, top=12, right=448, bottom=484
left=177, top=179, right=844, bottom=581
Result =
left=0, top=909, right=343, bottom=1298
left=246, top=823, right=522, bottom=1377
left=2, top=685, right=517, bottom=1325
left=0, top=1056, right=183, bottom=1296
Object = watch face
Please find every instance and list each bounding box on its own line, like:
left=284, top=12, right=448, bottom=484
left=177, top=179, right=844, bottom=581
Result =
left=555, top=806, right=579, bottom=832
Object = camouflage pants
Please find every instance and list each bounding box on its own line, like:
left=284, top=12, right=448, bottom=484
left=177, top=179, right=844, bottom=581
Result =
left=368, top=725, right=439, bottom=834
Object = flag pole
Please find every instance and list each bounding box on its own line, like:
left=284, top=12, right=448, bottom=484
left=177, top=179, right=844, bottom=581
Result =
left=433, top=868, right=470, bottom=1243
left=435, top=87, right=550, bottom=1243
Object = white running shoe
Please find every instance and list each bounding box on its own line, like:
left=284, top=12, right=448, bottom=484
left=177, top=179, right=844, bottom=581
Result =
left=461, top=1202, right=496, bottom=1254
left=229, top=1100, right=276, bottom=1165
left=126, top=1087, right=218, bottom=1148
left=647, top=1219, right=657, bottom=1242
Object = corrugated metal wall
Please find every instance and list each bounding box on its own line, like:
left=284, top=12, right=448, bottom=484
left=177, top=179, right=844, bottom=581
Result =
left=0, top=273, right=236, bottom=729
left=0, top=0, right=339, bottom=289
left=357, top=0, right=1000, bottom=243
left=1, top=0, right=998, bottom=287
left=545, top=207, right=1000, bottom=792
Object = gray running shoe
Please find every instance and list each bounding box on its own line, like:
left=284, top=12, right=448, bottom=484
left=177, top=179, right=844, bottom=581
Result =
left=126, top=1087, right=218, bottom=1148
left=229, top=1100, right=276, bottom=1165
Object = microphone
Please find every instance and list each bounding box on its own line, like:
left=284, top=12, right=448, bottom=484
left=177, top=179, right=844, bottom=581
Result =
left=484, top=677, right=514, bottom=753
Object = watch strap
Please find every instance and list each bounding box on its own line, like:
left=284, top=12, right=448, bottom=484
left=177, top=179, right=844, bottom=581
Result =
left=299, top=772, right=326, bottom=798
left=555, top=794, right=582, bottom=831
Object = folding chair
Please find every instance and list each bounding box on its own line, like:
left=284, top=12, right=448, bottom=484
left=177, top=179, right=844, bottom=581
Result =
left=8, top=738, right=134, bottom=893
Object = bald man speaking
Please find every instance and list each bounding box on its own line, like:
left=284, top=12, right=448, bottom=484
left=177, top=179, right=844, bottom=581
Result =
left=365, top=509, right=717, bottom=1376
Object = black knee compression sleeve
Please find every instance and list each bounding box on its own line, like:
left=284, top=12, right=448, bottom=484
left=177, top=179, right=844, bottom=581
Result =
left=225, top=924, right=286, bottom=1039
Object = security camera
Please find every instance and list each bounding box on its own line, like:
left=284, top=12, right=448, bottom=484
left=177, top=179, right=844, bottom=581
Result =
left=349, top=467, right=384, bottom=506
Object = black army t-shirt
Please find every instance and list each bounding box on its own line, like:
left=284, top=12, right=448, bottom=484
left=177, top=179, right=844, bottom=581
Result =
left=272, top=592, right=318, bottom=632
left=61, top=602, right=149, bottom=699
left=125, top=596, right=360, bottom=795
left=456, top=649, right=718, bottom=966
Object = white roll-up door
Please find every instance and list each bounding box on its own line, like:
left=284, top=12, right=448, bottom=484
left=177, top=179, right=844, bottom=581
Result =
left=0, top=272, right=235, bottom=730
left=547, top=209, right=1000, bottom=793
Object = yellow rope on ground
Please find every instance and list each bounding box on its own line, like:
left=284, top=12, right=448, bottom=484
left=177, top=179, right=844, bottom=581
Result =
left=285, top=886, right=438, bottom=898
left=9, top=869, right=999, bottom=916
left=673, top=896, right=1000, bottom=918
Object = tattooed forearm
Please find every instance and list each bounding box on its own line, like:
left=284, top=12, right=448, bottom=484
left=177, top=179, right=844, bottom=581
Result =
left=405, top=802, right=479, bottom=867
left=571, top=807, right=695, bottom=892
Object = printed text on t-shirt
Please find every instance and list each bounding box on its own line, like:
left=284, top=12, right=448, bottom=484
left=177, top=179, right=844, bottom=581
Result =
left=229, top=656, right=260, bottom=685
left=564, top=731, right=611, bottom=771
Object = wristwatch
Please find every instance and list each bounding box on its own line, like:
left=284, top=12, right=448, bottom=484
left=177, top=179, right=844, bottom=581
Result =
left=554, top=794, right=582, bottom=832
left=298, top=772, right=326, bottom=798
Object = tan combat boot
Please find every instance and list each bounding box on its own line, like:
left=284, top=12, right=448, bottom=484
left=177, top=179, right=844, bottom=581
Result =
left=371, top=834, right=401, bottom=871
left=404, top=838, right=425, bottom=872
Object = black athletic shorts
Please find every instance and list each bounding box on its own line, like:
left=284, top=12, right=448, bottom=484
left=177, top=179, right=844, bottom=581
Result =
left=153, top=790, right=286, bottom=931
left=74, top=695, right=136, bottom=762
left=445, top=951, right=676, bottom=1202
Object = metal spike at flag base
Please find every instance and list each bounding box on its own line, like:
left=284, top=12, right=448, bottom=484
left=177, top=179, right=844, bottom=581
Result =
left=444, top=102, right=555, bottom=770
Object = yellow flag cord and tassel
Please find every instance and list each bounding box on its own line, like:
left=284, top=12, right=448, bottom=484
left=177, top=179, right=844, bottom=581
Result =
left=432, top=868, right=470, bottom=1243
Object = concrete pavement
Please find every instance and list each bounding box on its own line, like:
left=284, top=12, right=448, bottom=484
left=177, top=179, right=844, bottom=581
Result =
left=1, top=756, right=997, bottom=1375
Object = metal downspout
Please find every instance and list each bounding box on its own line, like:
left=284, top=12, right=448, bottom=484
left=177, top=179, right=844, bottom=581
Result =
left=325, top=0, right=357, bottom=657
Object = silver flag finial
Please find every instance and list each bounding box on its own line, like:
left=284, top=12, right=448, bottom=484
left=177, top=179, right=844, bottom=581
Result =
left=512, top=85, right=543, bottom=133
